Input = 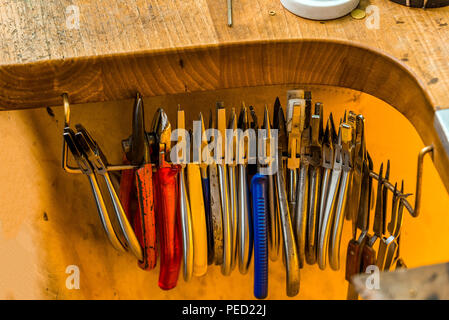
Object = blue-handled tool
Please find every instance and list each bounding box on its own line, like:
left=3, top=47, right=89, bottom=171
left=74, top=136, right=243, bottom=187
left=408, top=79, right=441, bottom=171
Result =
left=251, top=173, right=269, bottom=299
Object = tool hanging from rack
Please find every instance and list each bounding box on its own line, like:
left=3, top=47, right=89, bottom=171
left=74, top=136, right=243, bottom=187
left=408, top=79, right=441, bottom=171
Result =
left=61, top=89, right=433, bottom=299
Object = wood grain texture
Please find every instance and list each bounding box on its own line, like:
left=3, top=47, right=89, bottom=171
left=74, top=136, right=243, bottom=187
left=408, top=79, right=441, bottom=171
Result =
left=0, top=0, right=448, bottom=110
left=1, top=1, right=449, bottom=192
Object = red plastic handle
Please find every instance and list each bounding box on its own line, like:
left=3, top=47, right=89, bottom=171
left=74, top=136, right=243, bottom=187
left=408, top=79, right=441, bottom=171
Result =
left=135, top=163, right=157, bottom=270
left=119, top=166, right=136, bottom=224
left=154, top=165, right=182, bottom=290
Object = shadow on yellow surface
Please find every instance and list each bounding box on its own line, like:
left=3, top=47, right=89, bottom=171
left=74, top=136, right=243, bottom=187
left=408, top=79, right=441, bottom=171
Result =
left=0, top=84, right=447, bottom=299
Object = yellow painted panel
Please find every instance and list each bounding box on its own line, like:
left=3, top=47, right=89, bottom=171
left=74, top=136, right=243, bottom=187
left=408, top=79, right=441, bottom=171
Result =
left=0, top=85, right=447, bottom=299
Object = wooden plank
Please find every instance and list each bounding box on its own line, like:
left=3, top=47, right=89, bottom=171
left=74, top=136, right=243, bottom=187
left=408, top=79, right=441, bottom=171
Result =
left=0, top=1, right=448, bottom=110
left=352, top=262, right=449, bottom=300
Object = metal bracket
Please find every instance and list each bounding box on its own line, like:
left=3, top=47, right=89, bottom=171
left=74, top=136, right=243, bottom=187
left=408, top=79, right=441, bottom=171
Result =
left=369, top=145, right=434, bottom=218
left=62, top=93, right=137, bottom=174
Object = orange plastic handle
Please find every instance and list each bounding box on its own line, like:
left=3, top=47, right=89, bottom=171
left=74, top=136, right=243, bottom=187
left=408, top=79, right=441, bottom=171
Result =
left=135, top=163, right=157, bottom=270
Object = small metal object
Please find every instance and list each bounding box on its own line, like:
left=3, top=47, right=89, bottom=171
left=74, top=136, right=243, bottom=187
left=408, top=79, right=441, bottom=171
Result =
left=227, top=0, right=233, bottom=27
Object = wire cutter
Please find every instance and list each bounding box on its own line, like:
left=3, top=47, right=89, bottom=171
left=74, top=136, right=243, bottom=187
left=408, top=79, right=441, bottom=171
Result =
left=329, top=119, right=353, bottom=271
left=63, top=127, right=126, bottom=252
left=317, top=115, right=342, bottom=270
left=305, top=102, right=324, bottom=265
left=119, top=93, right=157, bottom=270
left=237, top=105, right=253, bottom=274
left=151, top=109, right=182, bottom=290
left=273, top=97, right=300, bottom=297
left=74, top=124, right=143, bottom=261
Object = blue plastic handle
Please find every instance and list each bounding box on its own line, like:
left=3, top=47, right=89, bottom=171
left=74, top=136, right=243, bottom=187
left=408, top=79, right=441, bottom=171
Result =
left=251, top=173, right=269, bottom=299
left=202, top=177, right=214, bottom=265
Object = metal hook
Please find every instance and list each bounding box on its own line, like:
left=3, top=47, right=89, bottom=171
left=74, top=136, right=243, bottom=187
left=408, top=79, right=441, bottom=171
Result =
left=62, top=93, right=138, bottom=174
left=368, top=145, right=434, bottom=218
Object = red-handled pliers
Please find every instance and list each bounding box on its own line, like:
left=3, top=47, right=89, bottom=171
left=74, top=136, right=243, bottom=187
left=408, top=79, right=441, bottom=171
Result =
left=151, top=108, right=182, bottom=290
left=119, top=93, right=157, bottom=270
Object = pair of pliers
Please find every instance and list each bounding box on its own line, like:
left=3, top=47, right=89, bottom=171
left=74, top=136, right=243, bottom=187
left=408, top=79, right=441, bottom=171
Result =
left=344, top=111, right=357, bottom=221
left=237, top=105, right=253, bottom=274
left=119, top=93, right=157, bottom=270
left=175, top=107, right=194, bottom=281
left=247, top=105, right=269, bottom=299
left=305, top=102, right=324, bottom=265
left=63, top=127, right=126, bottom=253
left=328, top=119, right=353, bottom=271
left=293, top=92, right=312, bottom=268
left=345, top=115, right=372, bottom=300
left=227, top=108, right=239, bottom=272
left=273, top=98, right=300, bottom=297
left=207, top=110, right=224, bottom=266
left=65, top=124, right=143, bottom=260
left=175, top=108, right=209, bottom=279
left=317, top=115, right=342, bottom=270
left=286, top=90, right=305, bottom=222
left=216, top=103, right=233, bottom=276
left=189, top=112, right=210, bottom=276
left=151, top=109, right=183, bottom=290
left=377, top=181, right=409, bottom=271
left=360, top=162, right=389, bottom=273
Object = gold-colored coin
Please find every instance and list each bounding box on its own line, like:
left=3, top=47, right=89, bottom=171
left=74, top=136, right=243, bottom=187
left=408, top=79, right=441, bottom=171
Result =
left=351, top=9, right=366, bottom=20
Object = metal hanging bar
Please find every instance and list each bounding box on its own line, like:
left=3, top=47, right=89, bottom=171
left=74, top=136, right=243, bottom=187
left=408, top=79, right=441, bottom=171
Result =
left=61, top=93, right=138, bottom=174
left=368, top=145, right=434, bottom=218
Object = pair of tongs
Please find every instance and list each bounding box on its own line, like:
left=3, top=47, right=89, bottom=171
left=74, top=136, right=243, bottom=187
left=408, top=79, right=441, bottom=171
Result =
left=119, top=93, right=157, bottom=270
left=317, top=114, right=343, bottom=270
left=64, top=124, right=143, bottom=260
left=273, top=98, right=300, bottom=297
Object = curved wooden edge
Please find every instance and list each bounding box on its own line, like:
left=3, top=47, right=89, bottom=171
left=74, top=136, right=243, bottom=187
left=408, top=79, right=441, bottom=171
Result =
left=0, top=38, right=448, bottom=192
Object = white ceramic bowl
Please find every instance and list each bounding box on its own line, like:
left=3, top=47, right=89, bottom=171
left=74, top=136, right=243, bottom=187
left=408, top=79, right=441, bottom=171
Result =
left=281, top=0, right=360, bottom=20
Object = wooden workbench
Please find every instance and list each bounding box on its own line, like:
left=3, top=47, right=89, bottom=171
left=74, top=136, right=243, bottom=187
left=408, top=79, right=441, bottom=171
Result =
left=1, top=0, right=449, bottom=191
left=0, top=0, right=447, bottom=110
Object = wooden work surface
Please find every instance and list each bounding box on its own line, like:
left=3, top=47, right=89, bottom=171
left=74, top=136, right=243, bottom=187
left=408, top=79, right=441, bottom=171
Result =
left=0, top=0, right=448, bottom=110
